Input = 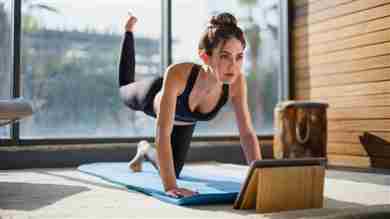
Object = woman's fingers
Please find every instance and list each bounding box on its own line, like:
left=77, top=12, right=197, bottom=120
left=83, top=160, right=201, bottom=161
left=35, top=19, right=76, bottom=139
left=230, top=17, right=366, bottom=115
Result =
left=179, top=188, right=199, bottom=197
left=166, top=190, right=180, bottom=198
left=166, top=188, right=199, bottom=198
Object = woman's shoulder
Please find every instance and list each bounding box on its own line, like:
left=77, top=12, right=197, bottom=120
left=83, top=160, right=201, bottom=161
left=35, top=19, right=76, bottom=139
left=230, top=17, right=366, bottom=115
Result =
left=163, top=62, right=198, bottom=93
left=166, top=62, right=198, bottom=81
left=167, top=62, right=197, bottom=73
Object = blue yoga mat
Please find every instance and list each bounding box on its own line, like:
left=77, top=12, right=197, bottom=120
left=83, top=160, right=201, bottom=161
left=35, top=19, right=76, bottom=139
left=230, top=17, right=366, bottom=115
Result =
left=78, top=162, right=243, bottom=206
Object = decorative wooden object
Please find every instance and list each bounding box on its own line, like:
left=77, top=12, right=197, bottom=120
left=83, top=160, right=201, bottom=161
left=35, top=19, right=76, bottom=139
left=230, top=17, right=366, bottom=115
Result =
left=234, top=158, right=326, bottom=213
left=273, top=101, right=329, bottom=159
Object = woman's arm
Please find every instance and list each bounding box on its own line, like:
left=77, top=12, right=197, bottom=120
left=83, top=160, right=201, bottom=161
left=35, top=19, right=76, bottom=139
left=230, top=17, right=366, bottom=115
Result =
left=155, top=64, right=198, bottom=198
left=231, top=74, right=262, bottom=164
left=155, top=65, right=182, bottom=191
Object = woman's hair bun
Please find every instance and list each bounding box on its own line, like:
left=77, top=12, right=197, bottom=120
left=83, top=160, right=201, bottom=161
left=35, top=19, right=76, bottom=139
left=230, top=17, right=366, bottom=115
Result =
left=209, top=12, right=237, bottom=28
left=199, top=12, right=245, bottom=55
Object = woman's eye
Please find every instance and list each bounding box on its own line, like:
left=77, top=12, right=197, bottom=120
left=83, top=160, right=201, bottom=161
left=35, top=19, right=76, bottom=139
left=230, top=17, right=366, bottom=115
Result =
left=220, top=55, right=229, bottom=59
left=236, top=56, right=243, bottom=61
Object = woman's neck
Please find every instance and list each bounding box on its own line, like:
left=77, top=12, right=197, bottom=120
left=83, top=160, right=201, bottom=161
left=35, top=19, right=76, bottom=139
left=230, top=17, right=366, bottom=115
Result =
left=200, top=65, right=223, bottom=93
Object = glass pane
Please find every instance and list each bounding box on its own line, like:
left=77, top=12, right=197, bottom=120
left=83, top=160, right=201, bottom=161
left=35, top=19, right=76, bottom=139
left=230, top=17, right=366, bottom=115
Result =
left=0, top=0, right=12, bottom=138
left=172, top=0, right=280, bottom=136
left=20, top=0, right=161, bottom=138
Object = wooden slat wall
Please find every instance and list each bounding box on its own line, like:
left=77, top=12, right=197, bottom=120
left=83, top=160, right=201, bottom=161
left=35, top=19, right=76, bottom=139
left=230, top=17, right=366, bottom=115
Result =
left=292, top=0, right=390, bottom=168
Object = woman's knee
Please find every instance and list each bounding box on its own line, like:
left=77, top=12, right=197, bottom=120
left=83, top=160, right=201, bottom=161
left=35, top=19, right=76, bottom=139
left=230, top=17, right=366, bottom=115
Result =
left=119, top=85, right=142, bottom=111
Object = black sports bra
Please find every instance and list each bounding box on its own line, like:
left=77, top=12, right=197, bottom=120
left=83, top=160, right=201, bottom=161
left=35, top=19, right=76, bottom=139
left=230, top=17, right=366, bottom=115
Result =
left=174, top=64, right=229, bottom=123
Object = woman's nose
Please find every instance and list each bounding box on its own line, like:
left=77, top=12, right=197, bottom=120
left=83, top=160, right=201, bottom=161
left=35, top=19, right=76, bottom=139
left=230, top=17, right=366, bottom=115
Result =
left=230, top=59, right=240, bottom=72
left=229, top=57, right=236, bottom=68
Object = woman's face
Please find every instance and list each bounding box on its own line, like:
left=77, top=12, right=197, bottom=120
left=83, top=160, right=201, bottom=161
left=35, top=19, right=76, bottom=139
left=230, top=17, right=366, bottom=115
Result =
left=209, top=38, right=244, bottom=85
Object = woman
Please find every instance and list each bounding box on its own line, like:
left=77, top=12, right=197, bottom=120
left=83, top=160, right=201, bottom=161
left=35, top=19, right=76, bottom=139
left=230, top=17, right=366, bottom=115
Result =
left=119, top=12, right=262, bottom=198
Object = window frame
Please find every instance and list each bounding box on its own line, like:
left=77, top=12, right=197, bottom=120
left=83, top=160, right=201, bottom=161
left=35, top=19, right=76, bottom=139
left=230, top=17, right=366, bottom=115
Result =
left=0, top=0, right=13, bottom=141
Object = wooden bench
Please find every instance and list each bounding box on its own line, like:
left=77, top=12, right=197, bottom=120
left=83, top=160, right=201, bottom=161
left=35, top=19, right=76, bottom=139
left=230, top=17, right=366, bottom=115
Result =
left=0, top=98, right=33, bottom=127
left=234, top=158, right=326, bottom=213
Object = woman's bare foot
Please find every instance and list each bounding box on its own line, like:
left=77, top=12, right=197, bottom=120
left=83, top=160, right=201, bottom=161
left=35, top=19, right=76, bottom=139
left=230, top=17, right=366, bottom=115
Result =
left=125, top=13, right=137, bottom=32
left=128, top=140, right=149, bottom=172
left=128, top=140, right=159, bottom=172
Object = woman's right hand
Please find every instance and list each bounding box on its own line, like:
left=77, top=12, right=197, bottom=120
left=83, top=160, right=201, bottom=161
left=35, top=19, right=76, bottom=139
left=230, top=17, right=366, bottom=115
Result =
left=166, top=187, right=199, bottom=198
left=125, top=14, right=138, bottom=32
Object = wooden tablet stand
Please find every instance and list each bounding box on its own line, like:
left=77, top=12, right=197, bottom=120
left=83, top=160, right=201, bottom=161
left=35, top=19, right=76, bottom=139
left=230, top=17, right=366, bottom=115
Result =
left=234, top=158, right=326, bottom=213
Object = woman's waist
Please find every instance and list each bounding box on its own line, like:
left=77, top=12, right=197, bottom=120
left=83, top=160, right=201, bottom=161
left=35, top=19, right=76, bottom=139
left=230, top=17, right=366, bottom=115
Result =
left=173, top=119, right=196, bottom=126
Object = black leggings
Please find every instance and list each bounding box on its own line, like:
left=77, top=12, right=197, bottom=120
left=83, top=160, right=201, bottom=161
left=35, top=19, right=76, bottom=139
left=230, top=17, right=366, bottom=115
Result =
left=118, top=32, right=195, bottom=178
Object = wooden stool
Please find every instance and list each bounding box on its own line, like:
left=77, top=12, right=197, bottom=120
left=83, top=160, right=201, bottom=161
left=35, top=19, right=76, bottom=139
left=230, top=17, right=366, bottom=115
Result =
left=273, top=101, right=329, bottom=159
left=234, top=158, right=326, bottom=213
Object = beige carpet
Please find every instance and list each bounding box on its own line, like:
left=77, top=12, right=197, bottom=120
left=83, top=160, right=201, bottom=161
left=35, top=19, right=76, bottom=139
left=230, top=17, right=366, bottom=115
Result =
left=0, top=162, right=389, bottom=219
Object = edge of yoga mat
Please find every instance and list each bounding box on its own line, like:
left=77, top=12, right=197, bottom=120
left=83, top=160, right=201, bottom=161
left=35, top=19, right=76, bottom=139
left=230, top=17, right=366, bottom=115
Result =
left=78, top=162, right=240, bottom=206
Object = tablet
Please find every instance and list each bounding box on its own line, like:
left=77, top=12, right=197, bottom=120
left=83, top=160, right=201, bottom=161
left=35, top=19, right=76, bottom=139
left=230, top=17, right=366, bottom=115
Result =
left=233, top=158, right=326, bottom=209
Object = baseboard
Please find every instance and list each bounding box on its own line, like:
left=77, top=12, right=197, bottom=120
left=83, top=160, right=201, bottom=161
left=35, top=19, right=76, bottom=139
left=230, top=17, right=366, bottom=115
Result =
left=0, top=143, right=273, bottom=170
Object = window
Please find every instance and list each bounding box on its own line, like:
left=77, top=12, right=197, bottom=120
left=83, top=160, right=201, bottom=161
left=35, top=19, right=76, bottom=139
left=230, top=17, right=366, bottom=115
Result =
left=172, top=0, right=281, bottom=136
left=20, top=0, right=161, bottom=138
left=0, top=0, right=12, bottom=138
left=2, top=0, right=288, bottom=144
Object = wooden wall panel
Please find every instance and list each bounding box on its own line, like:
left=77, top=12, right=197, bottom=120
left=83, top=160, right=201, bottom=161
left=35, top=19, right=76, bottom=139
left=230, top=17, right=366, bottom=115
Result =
left=296, top=42, right=390, bottom=69
left=296, top=81, right=390, bottom=99
left=296, top=94, right=390, bottom=108
left=327, top=107, right=390, bottom=120
left=294, top=0, right=390, bottom=27
left=296, top=55, right=390, bottom=79
left=296, top=68, right=390, bottom=89
left=294, top=0, right=355, bottom=18
left=294, top=3, right=390, bottom=37
left=328, top=120, right=390, bottom=132
left=294, top=29, right=390, bottom=58
left=294, top=16, right=390, bottom=48
left=292, top=0, right=390, bottom=169
left=328, top=132, right=390, bottom=144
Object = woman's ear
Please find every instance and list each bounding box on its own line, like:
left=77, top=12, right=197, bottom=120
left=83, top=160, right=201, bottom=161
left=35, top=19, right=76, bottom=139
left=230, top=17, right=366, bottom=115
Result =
left=199, top=50, right=209, bottom=64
